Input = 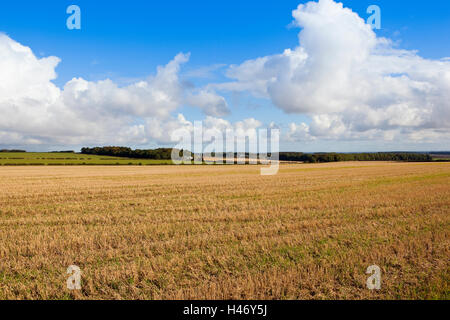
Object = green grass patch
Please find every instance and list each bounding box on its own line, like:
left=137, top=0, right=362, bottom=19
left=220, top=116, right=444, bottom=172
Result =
left=0, top=153, right=173, bottom=166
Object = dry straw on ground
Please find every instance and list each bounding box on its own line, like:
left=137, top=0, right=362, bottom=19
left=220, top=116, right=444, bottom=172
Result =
left=0, top=162, right=448, bottom=299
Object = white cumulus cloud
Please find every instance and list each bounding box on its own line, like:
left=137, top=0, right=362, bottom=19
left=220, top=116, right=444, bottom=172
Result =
left=216, top=0, right=450, bottom=142
left=0, top=33, right=229, bottom=147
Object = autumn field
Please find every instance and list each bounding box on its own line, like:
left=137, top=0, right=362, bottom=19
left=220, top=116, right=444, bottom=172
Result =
left=0, top=162, right=448, bottom=300
left=0, top=152, right=172, bottom=166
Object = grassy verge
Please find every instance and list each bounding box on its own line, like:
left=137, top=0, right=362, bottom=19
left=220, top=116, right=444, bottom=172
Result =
left=0, top=153, right=173, bottom=166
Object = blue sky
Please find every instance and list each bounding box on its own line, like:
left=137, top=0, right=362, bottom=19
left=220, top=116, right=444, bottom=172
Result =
left=0, top=0, right=449, bottom=151
left=2, top=1, right=449, bottom=82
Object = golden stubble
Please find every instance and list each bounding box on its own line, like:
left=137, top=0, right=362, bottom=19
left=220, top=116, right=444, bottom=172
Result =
left=0, top=162, right=448, bottom=299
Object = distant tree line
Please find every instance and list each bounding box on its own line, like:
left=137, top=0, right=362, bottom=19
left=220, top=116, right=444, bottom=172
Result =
left=210, top=152, right=432, bottom=163
left=278, top=152, right=432, bottom=163
left=81, top=146, right=176, bottom=160
left=0, top=149, right=26, bottom=153
left=0, top=150, right=76, bottom=153
left=431, top=151, right=450, bottom=155
left=81, top=147, right=432, bottom=163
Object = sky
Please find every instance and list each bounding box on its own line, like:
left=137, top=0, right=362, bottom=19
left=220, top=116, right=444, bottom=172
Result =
left=0, top=0, right=449, bottom=152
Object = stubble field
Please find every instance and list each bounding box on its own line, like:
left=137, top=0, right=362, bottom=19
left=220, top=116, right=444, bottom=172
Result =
left=0, top=162, right=448, bottom=300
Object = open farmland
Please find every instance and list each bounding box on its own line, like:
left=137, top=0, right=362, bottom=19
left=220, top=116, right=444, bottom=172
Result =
left=0, top=153, right=172, bottom=166
left=0, top=162, right=448, bottom=299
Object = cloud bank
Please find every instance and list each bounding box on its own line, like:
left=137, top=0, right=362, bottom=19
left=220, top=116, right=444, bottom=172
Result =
left=216, top=0, right=450, bottom=143
left=1, top=0, right=449, bottom=149
left=0, top=34, right=229, bottom=147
